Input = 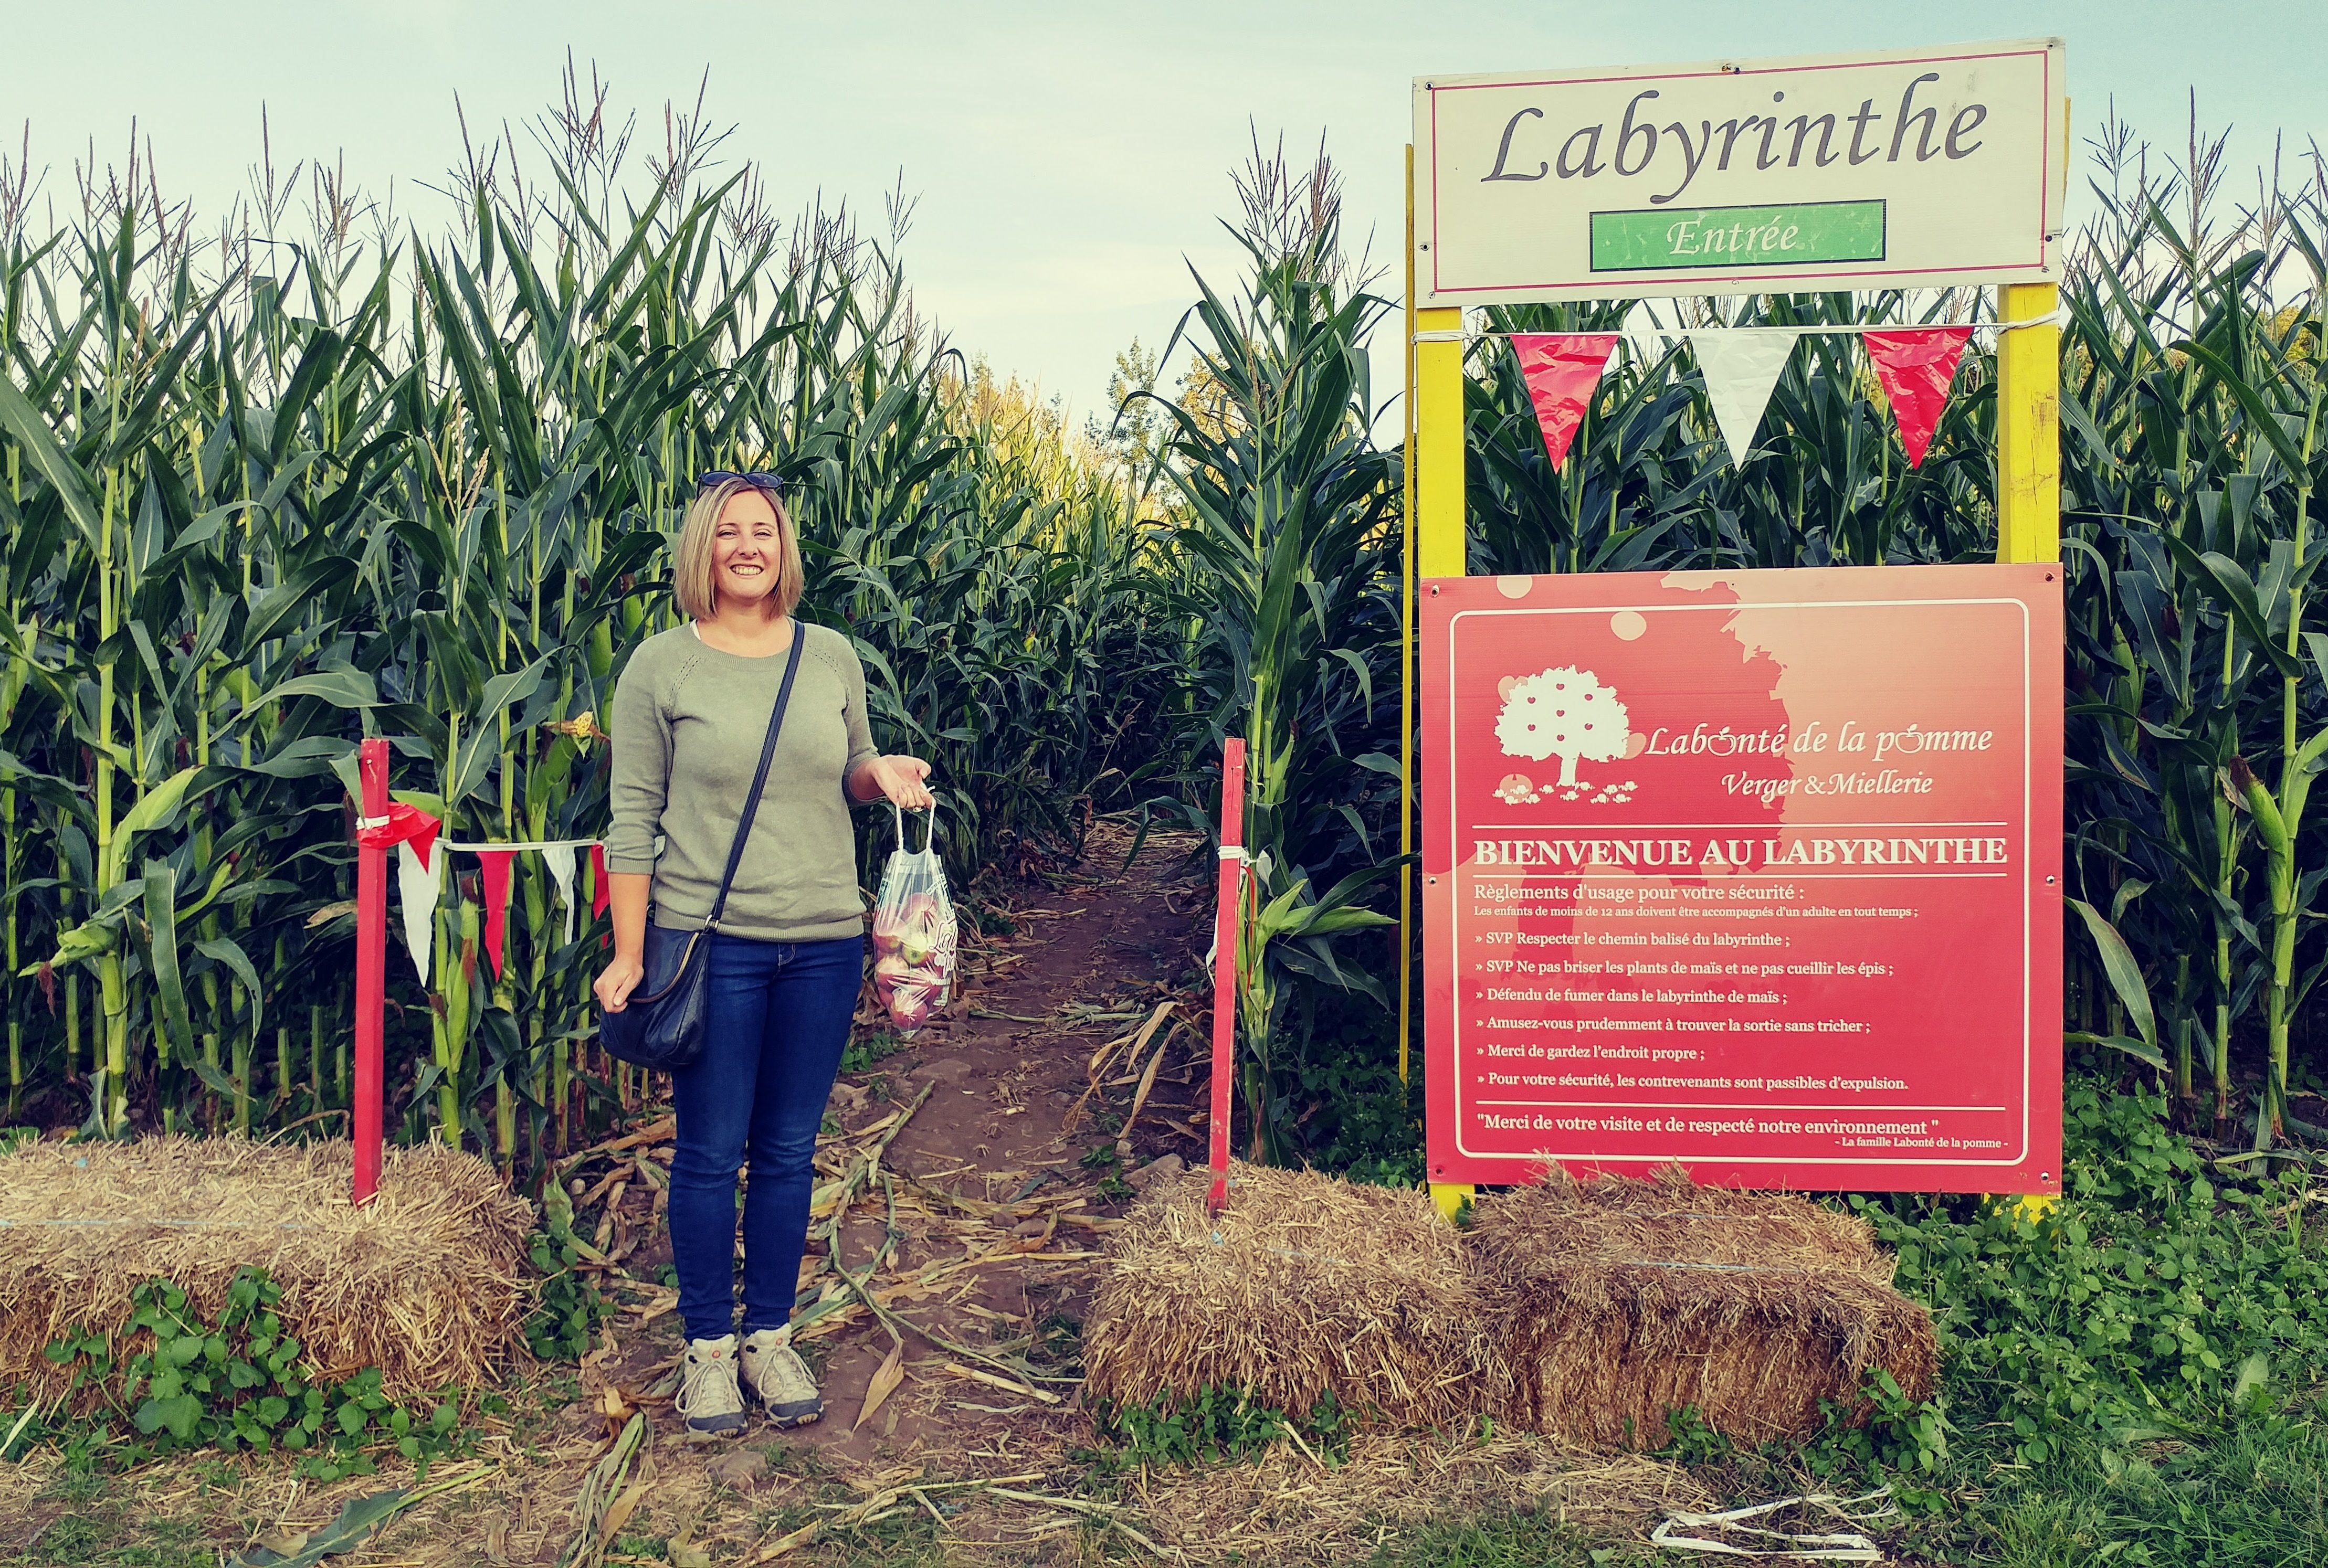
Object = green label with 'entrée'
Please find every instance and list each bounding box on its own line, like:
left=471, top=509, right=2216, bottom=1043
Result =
left=1589, top=200, right=1887, bottom=272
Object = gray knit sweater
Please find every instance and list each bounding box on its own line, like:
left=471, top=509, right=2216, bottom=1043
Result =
left=604, top=621, right=879, bottom=942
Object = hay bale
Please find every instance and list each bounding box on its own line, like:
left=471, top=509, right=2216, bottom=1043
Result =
left=1082, top=1160, right=1505, bottom=1428
left=1469, top=1170, right=1937, bottom=1448
left=0, top=1136, right=534, bottom=1405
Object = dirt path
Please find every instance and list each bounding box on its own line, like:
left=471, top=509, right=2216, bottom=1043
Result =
left=0, top=822, right=1221, bottom=1567
left=585, top=819, right=1214, bottom=1463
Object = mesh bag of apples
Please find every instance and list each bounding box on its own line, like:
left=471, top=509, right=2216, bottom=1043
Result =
left=870, top=804, right=958, bottom=1034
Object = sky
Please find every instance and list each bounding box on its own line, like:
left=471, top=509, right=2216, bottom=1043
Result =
left=4, top=1, right=2324, bottom=426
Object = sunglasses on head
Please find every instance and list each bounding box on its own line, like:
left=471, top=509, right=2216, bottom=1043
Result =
left=697, top=470, right=785, bottom=494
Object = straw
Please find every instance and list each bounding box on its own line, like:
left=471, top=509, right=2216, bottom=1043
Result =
left=1082, top=1160, right=1507, bottom=1428
left=1468, top=1169, right=1938, bottom=1448
left=0, top=1136, right=534, bottom=1405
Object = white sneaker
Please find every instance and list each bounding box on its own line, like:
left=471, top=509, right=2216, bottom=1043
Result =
left=676, top=1335, right=748, bottom=1439
left=739, top=1326, right=824, bottom=1428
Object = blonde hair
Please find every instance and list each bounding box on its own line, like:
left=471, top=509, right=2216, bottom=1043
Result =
left=672, top=479, right=804, bottom=621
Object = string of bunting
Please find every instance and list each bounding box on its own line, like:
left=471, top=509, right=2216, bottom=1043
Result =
left=1430, top=305, right=2061, bottom=474
left=357, top=803, right=608, bottom=984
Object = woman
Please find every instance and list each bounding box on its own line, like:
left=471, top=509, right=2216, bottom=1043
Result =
left=595, top=472, right=933, bottom=1438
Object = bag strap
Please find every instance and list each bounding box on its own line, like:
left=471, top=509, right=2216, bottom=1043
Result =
left=889, top=799, right=939, bottom=854
left=704, top=628, right=807, bottom=930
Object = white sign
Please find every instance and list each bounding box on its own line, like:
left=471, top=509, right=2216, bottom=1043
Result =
left=1415, top=39, right=2064, bottom=305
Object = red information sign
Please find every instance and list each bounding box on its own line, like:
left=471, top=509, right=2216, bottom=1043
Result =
left=1421, top=565, right=2063, bottom=1194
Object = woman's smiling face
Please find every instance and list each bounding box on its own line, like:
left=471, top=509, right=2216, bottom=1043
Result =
left=711, top=489, right=783, bottom=611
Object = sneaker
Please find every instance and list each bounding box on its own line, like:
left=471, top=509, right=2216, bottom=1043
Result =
left=739, top=1326, right=824, bottom=1428
left=676, top=1335, right=748, bottom=1439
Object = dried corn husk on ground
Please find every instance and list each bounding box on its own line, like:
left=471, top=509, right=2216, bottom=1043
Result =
left=1469, top=1168, right=1938, bottom=1447
left=1130, top=1424, right=1716, bottom=1565
left=1082, top=1160, right=1507, bottom=1428
left=0, top=1136, right=533, bottom=1405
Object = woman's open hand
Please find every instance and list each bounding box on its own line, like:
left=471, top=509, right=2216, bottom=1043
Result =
left=854, top=754, right=934, bottom=811
left=594, top=953, right=645, bottom=1013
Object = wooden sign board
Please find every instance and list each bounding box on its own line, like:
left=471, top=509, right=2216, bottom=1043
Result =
left=1415, top=39, right=2065, bottom=304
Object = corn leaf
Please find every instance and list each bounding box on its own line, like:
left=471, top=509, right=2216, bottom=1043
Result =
left=142, top=862, right=194, bottom=1067
left=194, top=936, right=265, bottom=1035
left=2068, top=897, right=2158, bottom=1052
left=0, top=370, right=102, bottom=548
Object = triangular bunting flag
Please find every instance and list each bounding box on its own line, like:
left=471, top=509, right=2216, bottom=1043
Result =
left=1863, top=327, right=1974, bottom=468
left=1511, top=333, right=1619, bottom=470
left=542, top=842, right=579, bottom=948
left=395, top=838, right=442, bottom=985
left=1689, top=331, right=1799, bottom=469
left=589, top=843, right=612, bottom=923
left=355, top=799, right=440, bottom=857
left=475, top=849, right=516, bottom=981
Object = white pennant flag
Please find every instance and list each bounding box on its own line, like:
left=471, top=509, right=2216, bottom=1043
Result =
left=1621, top=299, right=1677, bottom=367
left=1689, top=330, right=1799, bottom=469
left=395, top=839, right=443, bottom=984
left=542, top=842, right=579, bottom=947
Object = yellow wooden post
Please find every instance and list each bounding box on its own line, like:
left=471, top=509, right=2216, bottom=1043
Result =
left=1410, top=147, right=1474, bottom=1219
left=1415, top=309, right=1467, bottom=579
left=1996, top=278, right=2061, bottom=1226
left=1994, top=281, right=2060, bottom=567
left=1995, top=105, right=2068, bottom=1222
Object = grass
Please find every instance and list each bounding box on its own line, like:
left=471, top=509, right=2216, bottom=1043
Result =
left=1949, top=1419, right=2328, bottom=1567
left=1201, top=1406, right=2328, bottom=1567
left=1, top=1470, right=216, bottom=1568
left=1361, top=1511, right=1639, bottom=1567
left=1606, top=1399, right=2328, bottom=1567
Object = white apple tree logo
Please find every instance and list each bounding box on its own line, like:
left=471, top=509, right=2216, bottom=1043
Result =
left=1497, top=666, right=1630, bottom=788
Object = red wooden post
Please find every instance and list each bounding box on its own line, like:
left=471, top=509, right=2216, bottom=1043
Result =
left=353, top=738, right=387, bottom=1206
left=1206, top=738, right=1247, bottom=1213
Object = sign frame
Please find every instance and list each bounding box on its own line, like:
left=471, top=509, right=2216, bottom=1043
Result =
left=1414, top=38, right=2066, bottom=306
left=1418, top=566, right=2064, bottom=1195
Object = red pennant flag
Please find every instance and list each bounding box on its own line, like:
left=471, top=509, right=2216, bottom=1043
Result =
left=589, top=843, right=612, bottom=921
left=475, top=849, right=516, bottom=981
left=355, top=799, right=440, bottom=862
left=1864, top=327, right=1973, bottom=468
left=1511, top=333, right=1619, bottom=470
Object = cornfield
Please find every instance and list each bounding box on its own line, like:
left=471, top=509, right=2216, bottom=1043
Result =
left=0, top=77, right=1178, bottom=1166
left=1442, top=112, right=2328, bottom=1160
left=2, top=80, right=2324, bottom=1176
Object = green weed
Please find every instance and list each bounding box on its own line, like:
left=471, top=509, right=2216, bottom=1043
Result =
left=1091, top=1385, right=1352, bottom=1470
left=838, top=1032, right=907, bottom=1076
left=524, top=1179, right=610, bottom=1362
left=1854, top=1080, right=2328, bottom=1463
left=37, top=1267, right=469, bottom=1479
left=1026, top=1310, right=1085, bottom=1376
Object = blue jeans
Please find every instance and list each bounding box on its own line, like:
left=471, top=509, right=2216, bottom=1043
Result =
left=668, top=931, right=863, bottom=1342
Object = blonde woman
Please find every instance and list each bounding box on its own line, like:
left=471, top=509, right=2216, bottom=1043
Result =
left=596, top=472, right=933, bottom=1438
